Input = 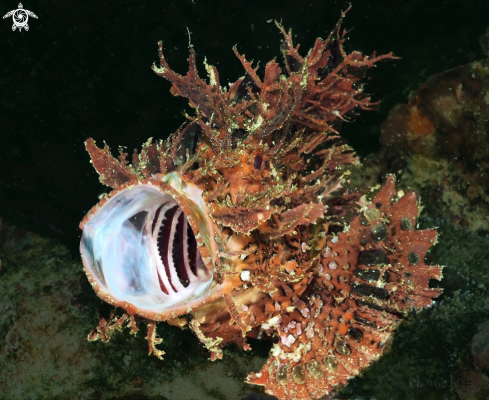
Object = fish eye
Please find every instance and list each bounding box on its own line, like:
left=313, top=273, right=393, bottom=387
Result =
left=253, top=154, right=263, bottom=170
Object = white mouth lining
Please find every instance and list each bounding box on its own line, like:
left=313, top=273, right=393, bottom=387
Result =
left=80, top=185, right=213, bottom=313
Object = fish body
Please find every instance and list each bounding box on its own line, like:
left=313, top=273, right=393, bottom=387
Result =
left=80, top=11, right=442, bottom=400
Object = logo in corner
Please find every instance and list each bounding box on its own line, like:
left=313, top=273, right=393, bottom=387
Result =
left=3, top=3, right=37, bottom=32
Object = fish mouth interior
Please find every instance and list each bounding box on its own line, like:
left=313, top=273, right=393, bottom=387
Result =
left=80, top=185, right=213, bottom=313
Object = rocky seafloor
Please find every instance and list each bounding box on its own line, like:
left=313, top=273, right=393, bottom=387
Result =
left=1, top=202, right=489, bottom=400
left=0, top=218, right=274, bottom=400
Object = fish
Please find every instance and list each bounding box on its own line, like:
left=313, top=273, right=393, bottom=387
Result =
left=79, top=8, right=442, bottom=400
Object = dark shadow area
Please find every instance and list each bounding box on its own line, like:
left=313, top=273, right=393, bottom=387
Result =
left=1, top=0, right=488, bottom=255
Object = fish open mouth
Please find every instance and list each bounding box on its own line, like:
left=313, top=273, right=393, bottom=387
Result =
left=151, top=203, right=206, bottom=294
left=80, top=179, right=215, bottom=317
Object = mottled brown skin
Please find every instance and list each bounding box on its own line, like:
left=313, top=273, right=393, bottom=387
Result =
left=81, top=9, right=442, bottom=400
left=245, top=176, right=442, bottom=399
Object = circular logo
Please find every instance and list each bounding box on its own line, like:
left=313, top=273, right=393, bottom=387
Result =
left=3, top=3, right=38, bottom=32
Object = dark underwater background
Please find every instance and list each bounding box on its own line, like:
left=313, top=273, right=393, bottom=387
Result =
left=0, top=0, right=487, bottom=253
left=1, top=1, right=489, bottom=400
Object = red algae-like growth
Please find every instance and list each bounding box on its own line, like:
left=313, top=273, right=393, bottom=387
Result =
left=79, top=8, right=443, bottom=400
